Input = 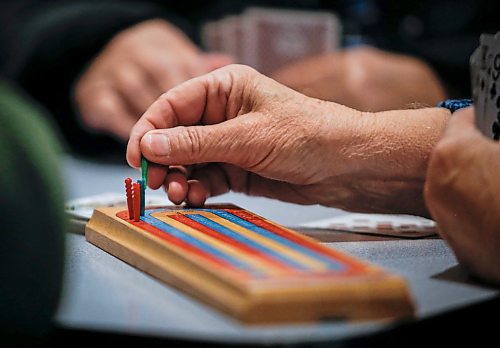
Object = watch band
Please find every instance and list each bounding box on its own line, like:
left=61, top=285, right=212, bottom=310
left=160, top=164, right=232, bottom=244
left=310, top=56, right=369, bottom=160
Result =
left=437, top=98, right=473, bottom=113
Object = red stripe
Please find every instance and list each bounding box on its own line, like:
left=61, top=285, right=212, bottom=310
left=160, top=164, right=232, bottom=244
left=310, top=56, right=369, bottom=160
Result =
left=168, top=214, right=295, bottom=272
left=116, top=211, right=248, bottom=278
left=225, top=209, right=369, bottom=274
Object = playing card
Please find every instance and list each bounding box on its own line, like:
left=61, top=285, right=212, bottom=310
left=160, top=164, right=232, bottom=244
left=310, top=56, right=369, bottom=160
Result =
left=219, top=15, right=245, bottom=63
left=201, top=20, right=224, bottom=52
left=241, top=7, right=341, bottom=74
left=471, top=32, right=500, bottom=139
left=201, top=7, right=342, bottom=75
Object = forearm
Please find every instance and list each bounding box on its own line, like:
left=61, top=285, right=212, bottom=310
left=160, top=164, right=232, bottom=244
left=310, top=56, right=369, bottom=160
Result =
left=322, top=103, right=450, bottom=216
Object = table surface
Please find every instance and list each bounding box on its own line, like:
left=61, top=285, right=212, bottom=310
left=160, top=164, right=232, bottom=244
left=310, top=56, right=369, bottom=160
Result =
left=55, top=156, right=499, bottom=346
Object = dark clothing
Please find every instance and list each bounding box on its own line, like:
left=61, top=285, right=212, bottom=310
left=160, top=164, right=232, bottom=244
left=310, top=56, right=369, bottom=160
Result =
left=0, top=0, right=498, bottom=157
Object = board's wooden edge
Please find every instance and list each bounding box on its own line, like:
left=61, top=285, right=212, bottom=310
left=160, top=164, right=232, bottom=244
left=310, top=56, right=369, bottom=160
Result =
left=85, top=205, right=416, bottom=324
left=85, top=207, right=251, bottom=313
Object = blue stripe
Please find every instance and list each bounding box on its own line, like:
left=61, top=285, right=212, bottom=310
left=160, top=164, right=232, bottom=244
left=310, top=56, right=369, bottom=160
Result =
left=142, top=211, right=262, bottom=277
left=186, top=214, right=308, bottom=271
left=203, top=210, right=344, bottom=271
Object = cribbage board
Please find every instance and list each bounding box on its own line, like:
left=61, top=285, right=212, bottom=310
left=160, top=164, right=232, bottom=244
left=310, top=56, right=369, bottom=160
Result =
left=85, top=204, right=415, bottom=324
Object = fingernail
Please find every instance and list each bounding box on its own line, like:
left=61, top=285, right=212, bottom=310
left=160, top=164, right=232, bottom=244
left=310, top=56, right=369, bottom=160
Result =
left=145, top=133, right=170, bottom=156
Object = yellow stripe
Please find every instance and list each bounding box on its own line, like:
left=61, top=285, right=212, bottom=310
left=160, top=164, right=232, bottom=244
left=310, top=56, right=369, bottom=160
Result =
left=163, top=211, right=327, bottom=271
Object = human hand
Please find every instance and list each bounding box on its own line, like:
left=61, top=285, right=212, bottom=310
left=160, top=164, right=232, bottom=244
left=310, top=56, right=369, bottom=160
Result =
left=271, top=46, right=446, bottom=112
left=127, top=64, right=360, bottom=207
left=424, top=107, right=500, bottom=284
left=127, top=64, right=447, bottom=216
left=75, top=19, right=233, bottom=140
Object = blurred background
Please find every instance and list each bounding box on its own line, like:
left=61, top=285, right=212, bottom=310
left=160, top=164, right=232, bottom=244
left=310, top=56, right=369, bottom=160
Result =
left=0, top=0, right=498, bottom=160
left=0, top=0, right=499, bottom=344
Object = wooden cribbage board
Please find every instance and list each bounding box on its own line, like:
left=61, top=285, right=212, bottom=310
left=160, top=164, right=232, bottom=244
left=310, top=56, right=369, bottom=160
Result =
left=85, top=204, right=415, bottom=324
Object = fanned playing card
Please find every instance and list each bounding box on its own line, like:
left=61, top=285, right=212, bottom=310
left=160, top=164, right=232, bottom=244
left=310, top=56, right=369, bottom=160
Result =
left=242, top=7, right=341, bottom=74
left=201, top=7, right=341, bottom=74
left=470, top=32, right=500, bottom=139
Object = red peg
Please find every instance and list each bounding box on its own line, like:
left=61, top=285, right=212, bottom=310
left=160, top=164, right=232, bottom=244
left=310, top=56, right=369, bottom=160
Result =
left=133, top=182, right=141, bottom=222
left=125, top=178, right=133, bottom=219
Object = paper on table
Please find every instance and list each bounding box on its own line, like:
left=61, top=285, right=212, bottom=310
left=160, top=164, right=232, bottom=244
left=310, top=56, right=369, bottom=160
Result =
left=65, top=192, right=169, bottom=234
left=299, top=213, right=437, bottom=239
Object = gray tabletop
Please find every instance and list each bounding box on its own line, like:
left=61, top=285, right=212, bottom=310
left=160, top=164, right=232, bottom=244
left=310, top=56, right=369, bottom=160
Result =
left=55, top=156, right=499, bottom=345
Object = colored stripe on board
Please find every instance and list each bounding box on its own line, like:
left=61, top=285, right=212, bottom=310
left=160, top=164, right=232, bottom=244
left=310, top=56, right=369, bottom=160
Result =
left=115, top=210, right=249, bottom=278
left=185, top=213, right=310, bottom=271
left=167, top=214, right=296, bottom=274
left=158, top=214, right=286, bottom=276
left=206, top=210, right=345, bottom=271
left=143, top=212, right=263, bottom=277
left=169, top=211, right=328, bottom=271
left=227, top=209, right=368, bottom=273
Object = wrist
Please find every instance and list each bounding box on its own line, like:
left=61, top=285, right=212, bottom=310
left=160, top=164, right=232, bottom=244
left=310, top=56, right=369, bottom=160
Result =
left=340, top=107, right=450, bottom=177
left=320, top=104, right=450, bottom=215
left=319, top=102, right=377, bottom=176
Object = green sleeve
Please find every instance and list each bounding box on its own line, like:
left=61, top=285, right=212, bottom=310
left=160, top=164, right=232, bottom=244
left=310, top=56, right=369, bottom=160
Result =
left=0, top=80, right=65, bottom=339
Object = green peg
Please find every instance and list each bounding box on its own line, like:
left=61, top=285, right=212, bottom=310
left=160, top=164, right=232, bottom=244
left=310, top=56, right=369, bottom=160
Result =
left=141, top=156, right=148, bottom=186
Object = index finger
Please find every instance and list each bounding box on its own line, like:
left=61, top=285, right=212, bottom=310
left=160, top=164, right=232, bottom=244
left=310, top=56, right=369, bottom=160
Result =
left=126, top=77, right=203, bottom=167
left=126, top=64, right=255, bottom=168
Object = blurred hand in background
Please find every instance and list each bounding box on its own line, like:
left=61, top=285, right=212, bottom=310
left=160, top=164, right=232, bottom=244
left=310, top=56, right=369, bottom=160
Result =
left=272, top=46, right=447, bottom=112
left=75, top=19, right=233, bottom=140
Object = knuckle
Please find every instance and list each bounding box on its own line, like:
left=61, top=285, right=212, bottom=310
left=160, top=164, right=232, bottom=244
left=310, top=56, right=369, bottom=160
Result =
left=76, top=94, right=102, bottom=129
left=81, top=110, right=103, bottom=130
left=232, top=63, right=257, bottom=73
left=183, top=127, right=202, bottom=158
left=114, top=68, right=141, bottom=88
left=157, top=91, right=173, bottom=106
left=84, top=92, right=115, bottom=130
left=430, top=138, right=461, bottom=172
left=93, top=89, right=113, bottom=109
left=239, top=64, right=260, bottom=78
left=147, top=57, right=168, bottom=73
left=169, top=126, right=204, bottom=163
left=225, top=64, right=259, bottom=79
left=425, top=138, right=464, bottom=202
left=165, top=127, right=201, bottom=161
left=108, top=28, right=137, bottom=49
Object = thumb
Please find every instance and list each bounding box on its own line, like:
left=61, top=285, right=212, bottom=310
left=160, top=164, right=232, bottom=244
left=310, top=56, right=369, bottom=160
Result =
left=140, top=118, right=261, bottom=167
